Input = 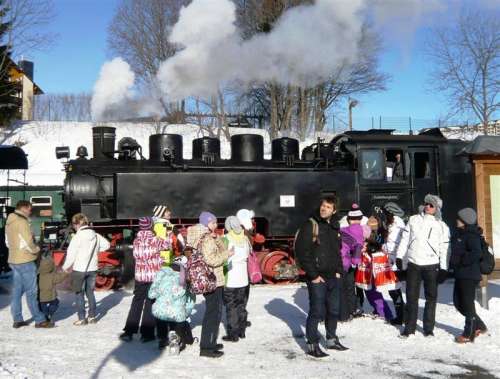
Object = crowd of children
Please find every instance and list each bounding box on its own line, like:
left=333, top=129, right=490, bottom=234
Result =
left=115, top=206, right=255, bottom=358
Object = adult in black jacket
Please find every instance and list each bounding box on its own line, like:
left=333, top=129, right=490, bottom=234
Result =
left=295, top=196, right=347, bottom=358
left=450, top=208, right=488, bottom=343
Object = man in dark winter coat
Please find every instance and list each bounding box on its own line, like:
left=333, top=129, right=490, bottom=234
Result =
left=450, top=208, right=487, bottom=343
left=295, top=196, right=348, bottom=358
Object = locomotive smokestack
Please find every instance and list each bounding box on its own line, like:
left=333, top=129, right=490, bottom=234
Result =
left=92, top=126, right=116, bottom=160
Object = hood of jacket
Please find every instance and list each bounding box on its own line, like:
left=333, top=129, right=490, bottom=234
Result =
left=186, top=223, right=209, bottom=248
left=311, top=210, right=340, bottom=230
left=6, top=211, right=29, bottom=226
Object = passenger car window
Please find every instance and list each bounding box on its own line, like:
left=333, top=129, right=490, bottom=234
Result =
left=360, top=150, right=384, bottom=180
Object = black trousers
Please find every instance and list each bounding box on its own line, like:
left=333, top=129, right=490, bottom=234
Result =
left=453, top=279, right=487, bottom=338
left=389, top=288, right=405, bottom=322
left=224, top=286, right=248, bottom=337
left=243, top=285, right=250, bottom=324
left=200, top=286, right=224, bottom=350
left=123, top=281, right=156, bottom=338
left=339, top=270, right=356, bottom=321
left=404, top=263, right=439, bottom=334
left=156, top=319, right=194, bottom=345
left=306, top=277, right=340, bottom=344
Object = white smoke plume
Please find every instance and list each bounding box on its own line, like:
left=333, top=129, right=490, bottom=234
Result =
left=156, top=0, right=445, bottom=101
left=92, top=0, right=447, bottom=115
left=91, top=57, right=136, bottom=121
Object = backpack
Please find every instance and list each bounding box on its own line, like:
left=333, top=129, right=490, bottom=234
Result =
left=479, top=236, right=495, bottom=275
left=293, top=218, right=319, bottom=269
left=186, top=235, right=217, bottom=295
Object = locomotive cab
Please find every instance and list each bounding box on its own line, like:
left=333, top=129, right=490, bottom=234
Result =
left=330, top=128, right=472, bottom=222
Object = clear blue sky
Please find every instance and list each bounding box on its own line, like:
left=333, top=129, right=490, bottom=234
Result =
left=20, top=0, right=498, bottom=124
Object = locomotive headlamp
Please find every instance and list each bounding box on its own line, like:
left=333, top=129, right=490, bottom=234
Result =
left=55, top=146, right=70, bottom=159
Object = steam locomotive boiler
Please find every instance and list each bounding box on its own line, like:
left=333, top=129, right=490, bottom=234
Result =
left=47, top=126, right=474, bottom=288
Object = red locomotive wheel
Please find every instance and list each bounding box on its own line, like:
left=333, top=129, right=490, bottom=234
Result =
left=257, top=250, right=298, bottom=284
left=95, top=264, right=116, bottom=291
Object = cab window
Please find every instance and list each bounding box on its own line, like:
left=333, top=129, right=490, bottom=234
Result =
left=414, top=152, right=431, bottom=178
left=385, top=149, right=405, bottom=182
left=360, top=149, right=384, bottom=180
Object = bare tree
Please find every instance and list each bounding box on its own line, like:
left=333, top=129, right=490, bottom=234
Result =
left=235, top=0, right=387, bottom=139
left=426, top=9, right=500, bottom=134
left=34, top=93, right=92, bottom=121
left=107, top=0, right=189, bottom=117
left=4, top=0, right=57, bottom=55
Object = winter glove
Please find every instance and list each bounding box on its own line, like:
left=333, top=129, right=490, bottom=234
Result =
left=396, top=258, right=404, bottom=272
left=437, top=269, right=448, bottom=284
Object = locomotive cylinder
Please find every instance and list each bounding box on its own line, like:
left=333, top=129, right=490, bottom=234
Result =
left=231, top=134, right=264, bottom=163
left=271, top=137, right=300, bottom=161
left=192, top=137, right=221, bottom=160
left=92, top=126, right=116, bottom=160
left=149, top=134, right=183, bottom=164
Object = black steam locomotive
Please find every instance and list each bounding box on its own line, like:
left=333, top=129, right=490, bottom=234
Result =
left=47, top=126, right=474, bottom=287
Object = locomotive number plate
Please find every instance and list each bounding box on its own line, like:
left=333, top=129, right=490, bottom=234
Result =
left=280, top=195, right=295, bottom=208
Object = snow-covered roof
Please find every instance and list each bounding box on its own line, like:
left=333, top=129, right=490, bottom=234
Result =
left=459, top=135, right=500, bottom=156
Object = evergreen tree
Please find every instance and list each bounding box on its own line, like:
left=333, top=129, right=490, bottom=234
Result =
left=0, top=1, right=17, bottom=126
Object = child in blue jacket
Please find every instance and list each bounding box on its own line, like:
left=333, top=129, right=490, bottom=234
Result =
left=148, top=256, right=195, bottom=352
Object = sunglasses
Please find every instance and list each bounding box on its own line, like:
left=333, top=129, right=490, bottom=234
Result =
left=424, top=203, right=435, bottom=208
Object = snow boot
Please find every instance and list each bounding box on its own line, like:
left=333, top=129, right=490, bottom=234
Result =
left=222, top=335, right=239, bottom=342
left=326, top=337, right=349, bottom=351
left=168, top=331, right=181, bottom=355
left=119, top=332, right=133, bottom=342
left=306, top=343, right=329, bottom=358
left=12, top=321, right=29, bottom=329
left=200, top=349, right=224, bottom=358
left=390, top=303, right=405, bottom=325
left=399, top=330, right=415, bottom=339
left=455, top=335, right=473, bottom=344
left=475, top=328, right=488, bottom=338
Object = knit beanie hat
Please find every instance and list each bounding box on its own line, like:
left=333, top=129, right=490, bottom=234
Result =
left=347, top=203, right=363, bottom=220
left=457, top=208, right=477, bottom=225
left=225, top=216, right=243, bottom=234
left=152, top=205, right=170, bottom=218
left=383, top=202, right=405, bottom=218
left=199, top=211, right=217, bottom=227
left=367, top=216, right=379, bottom=231
left=139, top=216, right=153, bottom=230
left=236, top=209, right=255, bottom=231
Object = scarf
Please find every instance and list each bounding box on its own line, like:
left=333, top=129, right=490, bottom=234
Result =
left=228, top=230, right=246, bottom=247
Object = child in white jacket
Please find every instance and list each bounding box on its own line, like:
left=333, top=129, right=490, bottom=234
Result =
left=63, top=213, right=110, bottom=325
left=222, top=216, right=250, bottom=342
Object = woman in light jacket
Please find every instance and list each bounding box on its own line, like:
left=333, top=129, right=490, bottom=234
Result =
left=63, top=213, right=110, bottom=325
left=187, top=212, right=230, bottom=358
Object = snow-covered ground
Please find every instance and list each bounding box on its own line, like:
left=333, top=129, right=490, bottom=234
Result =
left=1, top=274, right=499, bottom=379
left=0, top=121, right=335, bottom=186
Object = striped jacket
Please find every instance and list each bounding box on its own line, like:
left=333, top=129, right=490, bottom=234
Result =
left=133, top=230, right=170, bottom=283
